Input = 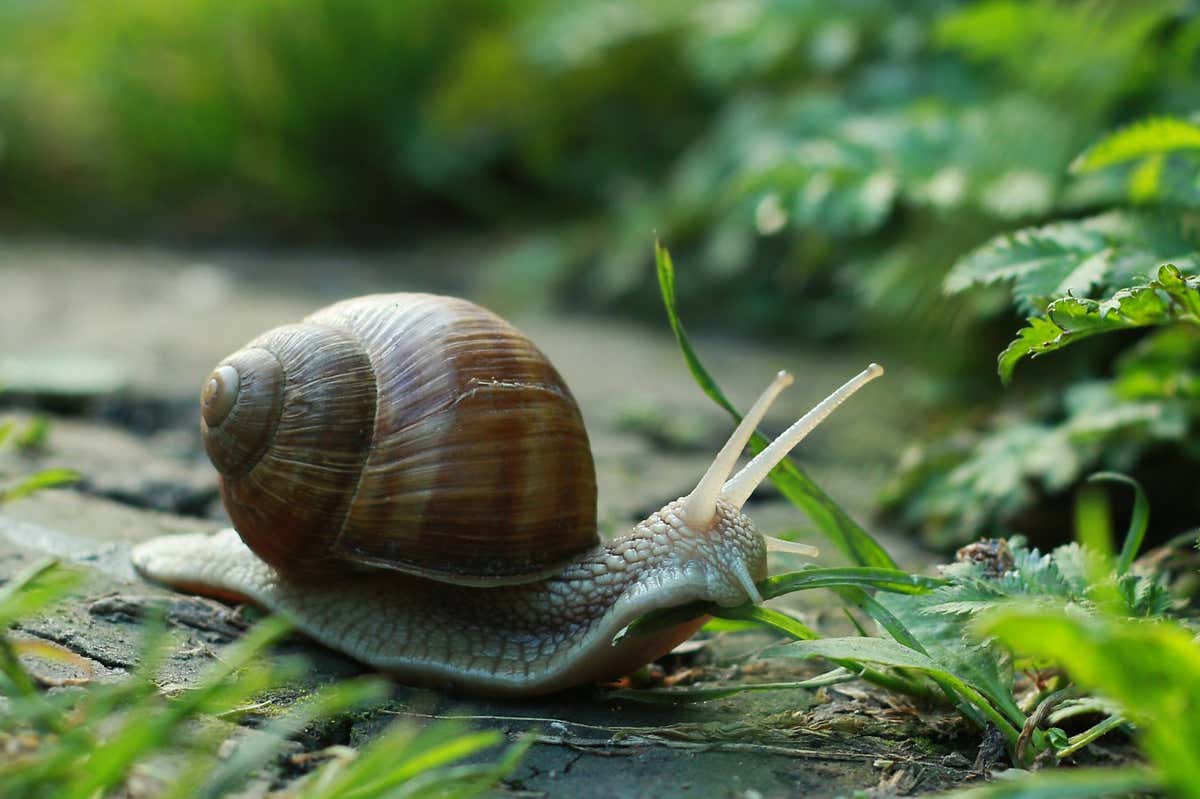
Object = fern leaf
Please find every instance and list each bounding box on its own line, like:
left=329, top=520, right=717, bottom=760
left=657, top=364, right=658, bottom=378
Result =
left=946, top=211, right=1197, bottom=312
left=1071, top=117, right=1200, bottom=173
left=944, top=220, right=1107, bottom=296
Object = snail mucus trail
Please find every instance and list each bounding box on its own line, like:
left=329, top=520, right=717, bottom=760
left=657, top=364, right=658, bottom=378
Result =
left=132, top=294, right=883, bottom=696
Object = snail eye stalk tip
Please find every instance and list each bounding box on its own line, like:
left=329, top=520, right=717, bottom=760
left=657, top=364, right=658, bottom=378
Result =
left=721, top=363, right=884, bottom=510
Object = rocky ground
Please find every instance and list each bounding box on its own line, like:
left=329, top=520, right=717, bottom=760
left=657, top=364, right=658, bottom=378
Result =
left=0, top=240, right=978, bottom=797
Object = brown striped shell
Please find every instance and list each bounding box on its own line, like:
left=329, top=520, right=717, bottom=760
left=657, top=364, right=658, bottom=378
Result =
left=198, top=294, right=599, bottom=585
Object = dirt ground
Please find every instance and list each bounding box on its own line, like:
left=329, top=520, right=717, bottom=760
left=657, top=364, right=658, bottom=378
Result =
left=0, top=240, right=979, bottom=797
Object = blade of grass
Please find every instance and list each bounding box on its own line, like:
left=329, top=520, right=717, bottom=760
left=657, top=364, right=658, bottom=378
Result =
left=712, top=604, right=817, bottom=639
left=393, top=735, right=533, bottom=799
left=0, top=558, right=81, bottom=629
left=764, top=637, right=1022, bottom=749
left=193, top=677, right=392, bottom=799
left=760, top=568, right=945, bottom=599
left=62, top=617, right=294, bottom=799
left=1086, top=472, right=1149, bottom=575
left=655, top=241, right=896, bottom=569
left=1055, top=714, right=1126, bottom=760
left=2, top=469, right=79, bottom=503
left=715, top=602, right=934, bottom=697
left=836, top=588, right=997, bottom=730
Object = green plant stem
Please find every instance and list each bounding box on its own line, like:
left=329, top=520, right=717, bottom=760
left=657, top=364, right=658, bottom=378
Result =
left=1057, top=715, right=1127, bottom=759
left=943, top=677, right=1024, bottom=754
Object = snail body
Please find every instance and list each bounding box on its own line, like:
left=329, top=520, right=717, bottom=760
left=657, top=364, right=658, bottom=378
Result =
left=132, top=293, right=882, bottom=696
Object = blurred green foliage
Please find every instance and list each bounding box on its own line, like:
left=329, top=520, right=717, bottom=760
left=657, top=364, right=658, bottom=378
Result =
left=887, top=111, right=1200, bottom=548
left=0, top=0, right=717, bottom=234
left=2, top=1, right=1193, bottom=252
left=4, top=0, right=1200, bottom=547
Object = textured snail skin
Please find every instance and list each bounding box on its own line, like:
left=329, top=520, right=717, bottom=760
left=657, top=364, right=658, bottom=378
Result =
left=131, top=498, right=767, bottom=696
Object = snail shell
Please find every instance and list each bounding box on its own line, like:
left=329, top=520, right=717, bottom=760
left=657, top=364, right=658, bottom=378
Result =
left=199, top=293, right=598, bottom=584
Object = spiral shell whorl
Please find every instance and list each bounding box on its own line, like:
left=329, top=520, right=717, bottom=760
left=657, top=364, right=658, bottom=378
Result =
left=211, top=323, right=377, bottom=575
left=200, top=349, right=285, bottom=479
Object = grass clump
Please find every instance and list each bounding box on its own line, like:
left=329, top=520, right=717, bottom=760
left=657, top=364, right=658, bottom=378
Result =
left=0, top=559, right=528, bottom=798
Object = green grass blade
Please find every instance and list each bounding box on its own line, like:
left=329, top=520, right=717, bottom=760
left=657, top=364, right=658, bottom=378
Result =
left=712, top=604, right=818, bottom=639
left=837, top=588, right=995, bottom=729
left=654, top=241, right=896, bottom=569
left=616, top=567, right=940, bottom=644
left=0, top=558, right=81, bottom=629
left=2, top=469, right=79, bottom=503
left=1086, top=472, right=1149, bottom=575
left=61, top=617, right=294, bottom=799
left=764, top=637, right=1021, bottom=748
left=195, top=677, right=391, bottom=799
left=761, top=568, right=945, bottom=599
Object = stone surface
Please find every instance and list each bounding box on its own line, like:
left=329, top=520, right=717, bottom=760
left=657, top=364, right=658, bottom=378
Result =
left=0, top=412, right=218, bottom=515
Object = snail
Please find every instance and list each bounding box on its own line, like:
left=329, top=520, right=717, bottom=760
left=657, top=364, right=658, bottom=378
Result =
left=131, top=293, right=882, bottom=696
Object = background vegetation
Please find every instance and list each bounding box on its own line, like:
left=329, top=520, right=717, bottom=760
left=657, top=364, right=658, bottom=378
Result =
left=4, top=0, right=1200, bottom=547
left=4, top=1, right=1200, bottom=795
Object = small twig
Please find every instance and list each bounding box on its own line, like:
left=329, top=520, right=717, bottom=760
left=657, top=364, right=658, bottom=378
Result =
left=1017, top=687, right=1077, bottom=764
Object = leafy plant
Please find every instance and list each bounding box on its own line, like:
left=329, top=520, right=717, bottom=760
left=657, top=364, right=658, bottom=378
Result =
left=944, top=212, right=1197, bottom=317
left=974, top=609, right=1200, bottom=799
left=998, top=264, right=1200, bottom=383
left=892, top=111, right=1200, bottom=545
left=635, top=245, right=1192, bottom=780
left=0, top=559, right=527, bottom=798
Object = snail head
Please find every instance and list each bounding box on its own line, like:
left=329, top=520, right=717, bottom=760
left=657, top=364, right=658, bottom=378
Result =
left=670, top=364, right=884, bottom=605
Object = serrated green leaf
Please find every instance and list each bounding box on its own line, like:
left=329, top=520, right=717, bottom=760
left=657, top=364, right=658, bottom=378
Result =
left=997, top=317, right=1063, bottom=384
left=945, top=221, right=1109, bottom=297
left=946, top=211, right=1197, bottom=313
left=1072, top=116, right=1200, bottom=173
left=999, top=264, right=1200, bottom=380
